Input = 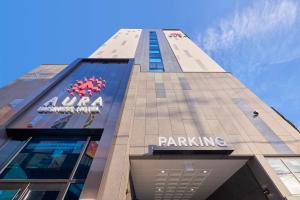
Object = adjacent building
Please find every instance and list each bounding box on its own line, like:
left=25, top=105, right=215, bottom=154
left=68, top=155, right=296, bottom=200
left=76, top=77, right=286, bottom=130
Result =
left=0, top=29, right=299, bottom=200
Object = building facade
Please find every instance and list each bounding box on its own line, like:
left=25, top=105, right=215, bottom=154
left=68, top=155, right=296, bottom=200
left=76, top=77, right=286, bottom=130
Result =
left=0, top=29, right=299, bottom=200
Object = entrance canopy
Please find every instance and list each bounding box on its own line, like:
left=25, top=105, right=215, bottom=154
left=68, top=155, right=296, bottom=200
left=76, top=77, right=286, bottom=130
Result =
left=130, top=158, right=247, bottom=200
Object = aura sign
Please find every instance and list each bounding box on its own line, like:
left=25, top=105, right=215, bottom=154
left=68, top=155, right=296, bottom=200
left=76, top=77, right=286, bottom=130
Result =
left=38, top=77, right=106, bottom=114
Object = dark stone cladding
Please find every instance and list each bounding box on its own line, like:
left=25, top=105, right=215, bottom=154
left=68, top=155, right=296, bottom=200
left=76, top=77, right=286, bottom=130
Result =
left=134, top=29, right=182, bottom=72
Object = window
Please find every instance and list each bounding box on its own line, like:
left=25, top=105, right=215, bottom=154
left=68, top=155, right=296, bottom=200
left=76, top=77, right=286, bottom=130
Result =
left=0, top=190, right=19, bottom=199
left=0, top=137, right=98, bottom=200
left=150, top=58, right=162, bottom=63
left=150, top=50, right=160, bottom=54
left=25, top=191, right=60, bottom=200
left=0, top=138, right=85, bottom=179
left=267, top=157, right=300, bottom=195
left=74, top=140, right=99, bottom=179
left=149, top=31, right=164, bottom=72
left=64, top=183, right=84, bottom=199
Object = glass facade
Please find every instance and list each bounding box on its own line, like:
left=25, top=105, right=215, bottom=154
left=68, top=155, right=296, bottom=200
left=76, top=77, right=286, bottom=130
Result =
left=0, top=137, right=97, bottom=200
left=25, top=191, right=60, bottom=200
left=0, top=190, right=19, bottom=200
left=0, top=138, right=85, bottom=179
left=267, top=157, right=300, bottom=195
left=149, top=31, right=164, bottom=72
left=64, top=183, right=84, bottom=199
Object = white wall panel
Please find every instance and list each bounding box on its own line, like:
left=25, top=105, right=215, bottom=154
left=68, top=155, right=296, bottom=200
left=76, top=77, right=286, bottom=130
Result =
left=163, top=30, right=225, bottom=72
left=90, top=29, right=142, bottom=58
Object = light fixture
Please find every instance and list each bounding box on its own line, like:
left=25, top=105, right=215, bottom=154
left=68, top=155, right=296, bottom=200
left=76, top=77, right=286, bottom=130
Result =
left=203, top=170, right=208, bottom=174
left=190, top=188, right=195, bottom=192
left=158, top=188, right=162, bottom=192
left=161, top=170, right=165, bottom=174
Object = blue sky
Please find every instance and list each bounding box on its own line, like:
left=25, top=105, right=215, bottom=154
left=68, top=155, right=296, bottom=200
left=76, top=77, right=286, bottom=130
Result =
left=0, top=0, right=299, bottom=128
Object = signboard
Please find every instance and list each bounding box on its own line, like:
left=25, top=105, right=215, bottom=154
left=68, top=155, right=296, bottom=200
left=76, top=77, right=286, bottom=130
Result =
left=168, top=32, right=186, bottom=38
left=158, top=136, right=227, bottom=147
left=150, top=136, right=233, bottom=155
left=37, top=77, right=106, bottom=114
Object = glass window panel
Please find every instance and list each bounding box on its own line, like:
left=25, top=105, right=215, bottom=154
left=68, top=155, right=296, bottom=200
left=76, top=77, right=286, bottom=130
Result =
left=150, top=44, right=159, bottom=48
left=150, top=53, right=161, bottom=58
left=283, top=158, right=300, bottom=173
left=0, top=190, right=19, bottom=200
left=150, top=41, right=158, bottom=44
left=267, top=158, right=290, bottom=174
left=150, top=63, right=164, bottom=70
left=150, top=47, right=160, bottom=51
left=64, top=183, right=84, bottom=200
left=150, top=58, right=162, bottom=63
left=149, top=69, right=164, bottom=72
left=74, top=140, right=99, bottom=179
left=25, top=191, right=59, bottom=200
left=0, top=138, right=86, bottom=179
left=279, top=174, right=300, bottom=195
left=150, top=50, right=160, bottom=54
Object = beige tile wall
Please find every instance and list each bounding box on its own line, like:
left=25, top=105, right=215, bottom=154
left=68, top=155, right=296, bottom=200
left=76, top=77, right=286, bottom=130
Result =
left=97, top=65, right=300, bottom=199
left=120, top=66, right=300, bottom=156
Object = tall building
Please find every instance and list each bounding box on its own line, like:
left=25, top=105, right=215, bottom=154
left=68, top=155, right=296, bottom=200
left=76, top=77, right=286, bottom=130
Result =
left=0, top=29, right=299, bottom=200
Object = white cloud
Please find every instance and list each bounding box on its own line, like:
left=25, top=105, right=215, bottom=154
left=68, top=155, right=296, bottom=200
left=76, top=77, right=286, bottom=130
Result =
left=197, top=0, right=300, bottom=83
left=197, top=0, right=300, bottom=128
left=199, top=0, right=298, bottom=54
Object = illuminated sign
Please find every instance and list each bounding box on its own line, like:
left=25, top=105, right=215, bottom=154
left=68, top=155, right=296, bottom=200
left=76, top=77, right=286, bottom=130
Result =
left=38, top=77, right=106, bottom=114
left=158, top=136, right=227, bottom=147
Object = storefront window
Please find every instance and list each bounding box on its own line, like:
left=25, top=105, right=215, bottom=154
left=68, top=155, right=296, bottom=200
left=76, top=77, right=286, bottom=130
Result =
left=0, top=138, right=85, bottom=179
left=74, top=140, right=98, bottom=179
left=267, top=157, right=300, bottom=195
left=0, top=190, right=19, bottom=200
left=25, top=191, right=60, bottom=200
left=64, top=183, right=84, bottom=200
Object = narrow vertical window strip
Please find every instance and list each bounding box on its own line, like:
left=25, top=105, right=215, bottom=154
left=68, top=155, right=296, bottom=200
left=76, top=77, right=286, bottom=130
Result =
left=149, top=32, right=164, bottom=72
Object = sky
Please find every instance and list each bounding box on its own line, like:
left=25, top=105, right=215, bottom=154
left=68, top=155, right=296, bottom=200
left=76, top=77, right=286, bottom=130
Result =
left=0, top=0, right=299, bottom=128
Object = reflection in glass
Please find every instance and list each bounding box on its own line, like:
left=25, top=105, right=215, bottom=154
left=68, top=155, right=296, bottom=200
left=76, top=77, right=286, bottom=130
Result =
left=267, top=158, right=290, bottom=174
left=64, top=183, right=83, bottom=200
left=279, top=174, right=300, bottom=195
left=0, top=190, right=19, bottom=200
left=25, top=191, right=59, bottom=200
left=74, top=140, right=99, bottom=179
left=283, top=158, right=300, bottom=173
left=0, top=138, right=85, bottom=179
